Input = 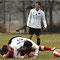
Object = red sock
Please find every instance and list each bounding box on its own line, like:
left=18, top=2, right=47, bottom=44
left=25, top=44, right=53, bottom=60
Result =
left=39, top=46, right=51, bottom=51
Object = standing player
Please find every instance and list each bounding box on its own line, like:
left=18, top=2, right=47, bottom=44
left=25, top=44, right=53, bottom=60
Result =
left=0, top=36, right=56, bottom=58
left=27, top=2, right=47, bottom=45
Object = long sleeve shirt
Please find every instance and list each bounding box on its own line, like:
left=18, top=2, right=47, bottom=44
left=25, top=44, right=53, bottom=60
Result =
left=27, top=8, right=47, bottom=29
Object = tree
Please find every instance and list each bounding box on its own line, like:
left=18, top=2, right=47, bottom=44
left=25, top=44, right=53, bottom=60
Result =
left=48, top=0, right=60, bottom=32
left=39, top=0, right=60, bottom=32
left=16, top=0, right=33, bottom=33
left=48, top=0, right=55, bottom=32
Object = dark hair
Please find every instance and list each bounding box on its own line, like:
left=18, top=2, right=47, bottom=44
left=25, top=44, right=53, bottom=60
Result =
left=2, top=45, right=8, bottom=53
left=36, top=2, right=41, bottom=6
left=24, top=41, right=32, bottom=47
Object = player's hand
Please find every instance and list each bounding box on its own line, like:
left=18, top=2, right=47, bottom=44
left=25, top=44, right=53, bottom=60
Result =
left=24, top=54, right=28, bottom=58
left=3, top=54, right=7, bottom=59
left=43, top=27, right=47, bottom=31
left=32, top=55, right=37, bottom=58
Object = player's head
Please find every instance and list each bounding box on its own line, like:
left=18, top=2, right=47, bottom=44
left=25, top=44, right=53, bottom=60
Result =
left=24, top=41, right=32, bottom=48
left=2, top=45, right=8, bottom=53
left=35, top=2, right=41, bottom=10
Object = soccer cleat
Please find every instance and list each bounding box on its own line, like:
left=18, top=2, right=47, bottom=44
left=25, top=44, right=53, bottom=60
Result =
left=51, top=47, right=56, bottom=51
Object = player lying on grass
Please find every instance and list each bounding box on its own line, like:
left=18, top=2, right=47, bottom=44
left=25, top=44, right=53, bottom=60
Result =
left=0, top=36, right=56, bottom=58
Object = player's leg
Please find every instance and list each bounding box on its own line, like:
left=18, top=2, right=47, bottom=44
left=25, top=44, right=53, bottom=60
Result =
left=35, top=29, right=41, bottom=45
left=39, top=46, right=56, bottom=51
left=29, top=27, right=34, bottom=39
left=36, top=35, right=40, bottom=46
left=29, top=35, right=33, bottom=40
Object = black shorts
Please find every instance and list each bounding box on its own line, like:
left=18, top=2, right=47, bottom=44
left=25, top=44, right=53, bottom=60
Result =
left=29, top=27, right=41, bottom=35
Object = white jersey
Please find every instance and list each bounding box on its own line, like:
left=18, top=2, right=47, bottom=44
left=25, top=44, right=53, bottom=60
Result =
left=27, top=8, right=47, bottom=29
left=9, top=37, right=39, bottom=58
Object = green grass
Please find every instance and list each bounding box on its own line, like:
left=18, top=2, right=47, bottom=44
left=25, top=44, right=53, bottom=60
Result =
left=0, top=33, right=60, bottom=60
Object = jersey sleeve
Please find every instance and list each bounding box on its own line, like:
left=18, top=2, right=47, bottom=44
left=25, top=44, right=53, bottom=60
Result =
left=41, top=12, right=47, bottom=28
left=27, top=39, right=39, bottom=56
left=27, top=10, right=32, bottom=27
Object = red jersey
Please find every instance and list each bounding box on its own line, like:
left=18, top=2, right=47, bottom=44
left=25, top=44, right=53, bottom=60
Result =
left=3, top=45, right=13, bottom=58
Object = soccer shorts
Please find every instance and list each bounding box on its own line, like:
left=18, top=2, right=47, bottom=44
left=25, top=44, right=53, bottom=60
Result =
left=29, top=27, right=41, bottom=35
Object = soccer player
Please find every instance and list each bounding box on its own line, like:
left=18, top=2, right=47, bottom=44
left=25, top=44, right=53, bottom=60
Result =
left=27, top=2, right=47, bottom=45
left=0, top=36, right=39, bottom=58
left=0, top=36, right=56, bottom=58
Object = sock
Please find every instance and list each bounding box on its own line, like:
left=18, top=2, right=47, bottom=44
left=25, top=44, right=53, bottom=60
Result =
left=39, top=46, right=51, bottom=51
left=37, top=38, right=40, bottom=45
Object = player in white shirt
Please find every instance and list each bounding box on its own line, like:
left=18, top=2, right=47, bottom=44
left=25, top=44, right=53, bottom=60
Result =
left=27, top=2, right=47, bottom=45
left=0, top=36, right=56, bottom=59
left=0, top=36, right=39, bottom=58
left=9, top=36, right=39, bottom=58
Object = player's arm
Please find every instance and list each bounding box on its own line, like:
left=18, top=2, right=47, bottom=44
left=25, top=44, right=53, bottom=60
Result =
left=17, top=50, right=28, bottom=58
left=32, top=44, right=39, bottom=58
left=17, top=51, right=22, bottom=58
left=3, top=51, right=10, bottom=59
left=3, top=46, right=11, bottom=59
left=27, top=10, right=32, bottom=27
left=41, top=12, right=47, bottom=31
left=28, top=39, right=39, bottom=58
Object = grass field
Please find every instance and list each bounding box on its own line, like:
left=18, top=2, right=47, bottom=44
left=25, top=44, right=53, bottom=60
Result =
left=0, top=33, right=60, bottom=60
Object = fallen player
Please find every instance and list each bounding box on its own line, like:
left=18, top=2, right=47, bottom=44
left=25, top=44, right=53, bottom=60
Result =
left=0, top=36, right=56, bottom=58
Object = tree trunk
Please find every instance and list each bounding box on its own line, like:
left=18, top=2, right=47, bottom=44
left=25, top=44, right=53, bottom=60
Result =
left=22, top=0, right=26, bottom=33
left=3, top=0, right=5, bottom=26
left=49, top=0, right=53, bottom=32
left=49, top=5, right=53, bottom=32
